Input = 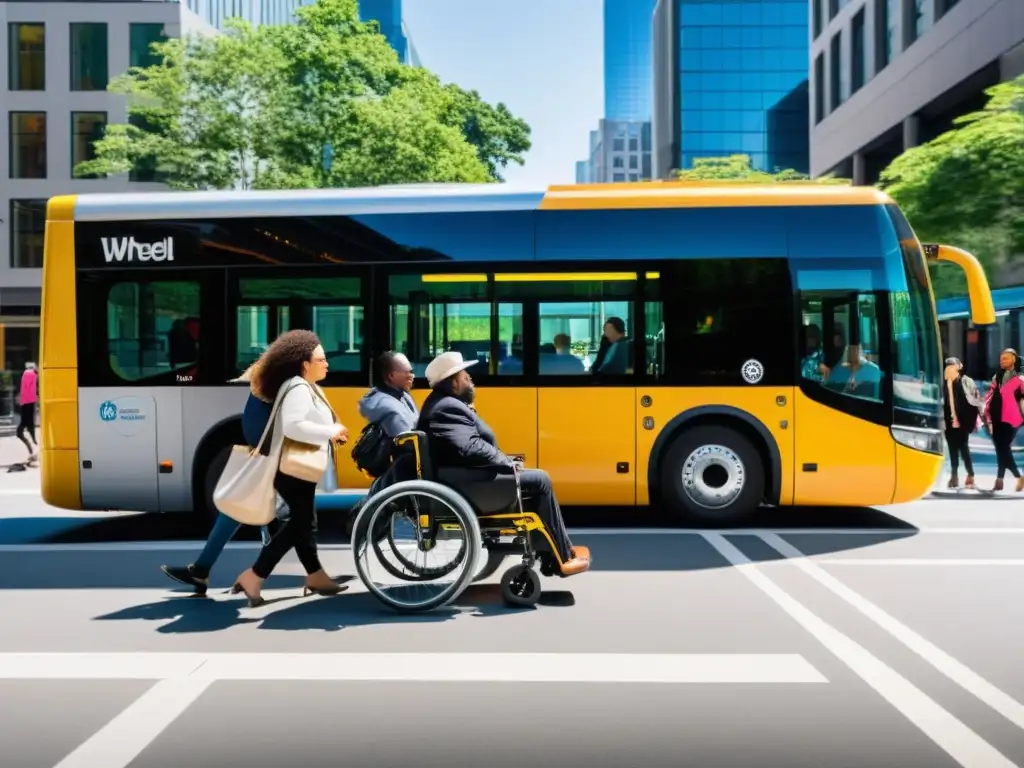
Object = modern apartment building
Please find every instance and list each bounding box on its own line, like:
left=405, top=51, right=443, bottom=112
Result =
left=0, top=0, right=417, bottom=376
left=810, top=0, right=1024, bottom=182
left=577, top=0, right=656, bottom=183
left=652, top=0, right=810, bottom=178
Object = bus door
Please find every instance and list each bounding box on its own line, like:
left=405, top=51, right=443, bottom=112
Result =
left=793, top=282, right=896, bottom=506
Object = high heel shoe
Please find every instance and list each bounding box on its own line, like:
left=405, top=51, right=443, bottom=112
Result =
left=302, top=572, right=347, bottom=597
left=230, top=571, right=265, bottom=607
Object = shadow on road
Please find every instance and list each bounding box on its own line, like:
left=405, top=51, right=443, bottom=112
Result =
left=93, top=584, right=575, bottom=634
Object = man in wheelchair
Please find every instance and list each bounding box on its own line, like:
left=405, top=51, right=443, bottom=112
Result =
left=410, top=351, right=591, bottom=576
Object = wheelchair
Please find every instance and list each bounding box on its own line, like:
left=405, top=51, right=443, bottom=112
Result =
left=351, top=430, right=578, bottom=613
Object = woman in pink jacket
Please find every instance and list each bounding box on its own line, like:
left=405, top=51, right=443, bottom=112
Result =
left=983, top=348, right=1024, bottom=492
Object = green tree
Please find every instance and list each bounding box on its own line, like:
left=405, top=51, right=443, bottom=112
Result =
left=878, top=75, right=1024, bottom=296
left=75, top=0, right=530, bottom=189
left=671, top=154, right=850, bottom=183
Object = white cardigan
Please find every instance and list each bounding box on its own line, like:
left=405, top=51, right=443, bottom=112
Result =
left=268, top=376, right=339, bottom=456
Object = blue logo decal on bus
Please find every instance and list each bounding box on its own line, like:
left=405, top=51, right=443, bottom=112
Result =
left=99, top=401, right=118, bottom=422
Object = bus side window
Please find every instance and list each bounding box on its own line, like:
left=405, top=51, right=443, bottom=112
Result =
left=800, top=291, right=885, bottom=404
left=107, top=281, right=200, bottom=382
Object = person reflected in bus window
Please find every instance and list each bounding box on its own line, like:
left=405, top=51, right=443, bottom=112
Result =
left=823, top=343, right=882, bottom=399
left=594, top=317, right=629, bottom=374
left=943, top=357, right=984, bottom=490
left=541, top=333, right=585, bottom=374
left=982, top=348, right=1024, bottom=492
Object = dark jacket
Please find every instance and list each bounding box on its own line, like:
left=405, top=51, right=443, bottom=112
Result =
left=943, top=374, right=984, bottom=432
left=417, top=390, right=511, bottom=473
left=242, top=392, right=273, bottom=447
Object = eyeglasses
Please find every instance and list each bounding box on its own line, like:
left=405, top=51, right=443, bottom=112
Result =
left=312, top=356, right=327, bottom=363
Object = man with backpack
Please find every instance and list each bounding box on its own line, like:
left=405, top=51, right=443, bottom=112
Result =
left=352, top=351, right=419, bottom=492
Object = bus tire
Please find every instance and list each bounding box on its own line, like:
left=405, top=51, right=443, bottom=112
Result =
left=202, top=445, right=233, bottom=527
left=660, top=424, right=764, bottom=525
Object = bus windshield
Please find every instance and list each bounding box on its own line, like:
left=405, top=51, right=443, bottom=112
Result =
left=887, top=205, right=942, bottom=428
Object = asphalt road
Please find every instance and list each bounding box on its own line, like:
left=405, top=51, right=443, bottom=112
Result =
left=4, top=484, right=1024, bottom=768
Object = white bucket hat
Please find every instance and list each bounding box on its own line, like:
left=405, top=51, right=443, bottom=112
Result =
left=425, top=351, right=478, bottom=388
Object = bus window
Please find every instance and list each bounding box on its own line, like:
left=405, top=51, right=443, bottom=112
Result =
left=644, top=277, right=664, bottom=378
left=106, top=281, right=200, bottom=381
left=496, top=273, right=635, bottom=377
left=801, top=292, right=885, bottom=404
left=389, top=274, right=521, bottom=379
left=232, top=276, right=362, bottom=376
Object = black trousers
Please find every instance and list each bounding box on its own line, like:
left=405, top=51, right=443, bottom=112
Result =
left=252, top=472, right=322, bottom=579
left=945, top=426, right=974, bottom=475
left=518, top=469, right=575, bottom=563
left=17, top=402, right=36, bottom=453
left=992, top=422, right=1021, bottom=480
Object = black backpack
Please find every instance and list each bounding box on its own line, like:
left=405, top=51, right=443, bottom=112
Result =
left=351, top=421, right=393, bottom=479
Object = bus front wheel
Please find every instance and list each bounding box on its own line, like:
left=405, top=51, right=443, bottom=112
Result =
left=660, top=425, right=764, bottom=525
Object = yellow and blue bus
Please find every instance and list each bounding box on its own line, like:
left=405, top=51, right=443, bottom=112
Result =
left=39, top=182, right=995, bottom=524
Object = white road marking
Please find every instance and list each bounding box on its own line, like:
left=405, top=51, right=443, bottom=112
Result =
left=818, top=558, right=1024, bottom=566
left=758, top=532, right=1024, bottom=733
left=0, top=652, right=827, bottom=684
left=703, top=532, right=1017, bottom=768
left=51, top=677, right=212, bottom=768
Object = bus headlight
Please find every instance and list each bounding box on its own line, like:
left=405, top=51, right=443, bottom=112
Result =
left=891, top=426, right=943, bottom=455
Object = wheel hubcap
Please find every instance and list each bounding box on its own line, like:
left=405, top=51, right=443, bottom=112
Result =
left=680, top=444, right=745, bottom=509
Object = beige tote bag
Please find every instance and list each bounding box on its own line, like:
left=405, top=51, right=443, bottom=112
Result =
left=213, top=381, right=300, bottom=526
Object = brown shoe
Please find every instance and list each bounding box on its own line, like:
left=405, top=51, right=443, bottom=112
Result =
left=303, top=569, right=347, bottom=596
left=559, top=546, right=591, bottom=576
left=964, top=475, right=975, bottom=489
left=948, top=475, right=959, bottom=489
left=993, top=479, right=1004, bottom=492
left=1016, top=477, right=1024, bottom=493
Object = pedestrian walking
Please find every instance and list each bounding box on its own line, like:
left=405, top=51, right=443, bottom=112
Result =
left=231, top=330, right=350, bottom=606
left=160, top=360, right=288, bottom=594
left=943, top=357, right=984, bottom=489
left=982, top=348, right=1024, bottom=492
left=16, top=362, right=38, bottom=464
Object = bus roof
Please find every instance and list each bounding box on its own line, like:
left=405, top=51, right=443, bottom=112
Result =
left=49, top=181, right=894, bottom=222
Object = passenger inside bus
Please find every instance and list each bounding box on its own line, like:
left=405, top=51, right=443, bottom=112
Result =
left=539, top=333, right=585, bottom=374
left=823, top=343, right=883, bottom=399
left=592, top=317, right=630, bottom=375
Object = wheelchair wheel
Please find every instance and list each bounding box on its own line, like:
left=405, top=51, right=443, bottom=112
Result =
left=500, top=564, right=541, bottom=608
left=472, top=551, right=507, bottom=583
left=373, top=499, right=469, bottom=583
left=353, top=480, right=481, bottom=613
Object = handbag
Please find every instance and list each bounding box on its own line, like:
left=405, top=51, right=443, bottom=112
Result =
left=350, top=420, right=393, bottom=478
left=279, top=381, right=338, bottom=484
left=213, top=381, right=300, bottom=526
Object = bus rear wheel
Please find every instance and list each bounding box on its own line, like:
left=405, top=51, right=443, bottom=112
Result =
left=660, top=425, right=764, bottom=525
left=202, top=445, right=233, bottom=527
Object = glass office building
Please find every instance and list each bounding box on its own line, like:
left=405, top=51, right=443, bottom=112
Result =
left=654, top=0, right=810, bottom=175
left=358, top=0, right=411, bottom=64
left=604, top=0, right=657, bottom=121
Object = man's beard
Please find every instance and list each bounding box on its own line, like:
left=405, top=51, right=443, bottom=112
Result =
left=457, top=384, right=476, bottom=405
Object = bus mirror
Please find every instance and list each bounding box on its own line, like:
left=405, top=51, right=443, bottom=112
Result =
left=922, top=244, right=996, bottom=326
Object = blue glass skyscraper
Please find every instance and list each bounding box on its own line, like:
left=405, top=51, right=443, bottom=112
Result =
left=653, top=0, right=810, bottom=176
left=604, top=0, right=657, bottom=121
left=358, top=0, right=410, bottom=64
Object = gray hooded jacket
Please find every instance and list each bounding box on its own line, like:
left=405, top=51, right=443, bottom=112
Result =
left=358, top=386, right=418, bottom=438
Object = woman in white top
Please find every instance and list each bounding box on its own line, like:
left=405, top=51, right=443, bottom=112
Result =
left=232, top=330, right=349, bottom=606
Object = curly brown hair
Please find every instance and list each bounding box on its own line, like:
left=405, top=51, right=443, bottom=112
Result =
left=252, top=329, right=322, bottom=401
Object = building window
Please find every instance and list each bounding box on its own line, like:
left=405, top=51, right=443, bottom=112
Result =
left=72, top=112, right=107, bottom=177
left=10, top=200, right=46, bottom=269
left=829, top=33, right=842, bottom=111
left=69, top=23, right=108, bottom=91
left=8, top=23, right=45, bottom=91
left=876, top=0, right=899, bottom=70
left=9, top=113, right=47, bottom=179
left=813, top=0, right=822, bottom=38
left=129, top=23, right=167, bottom=69
left=814, top=53, right=826, bottom=124
left=911, top=0, right=932, bottom=43
left=851, top=9, right=866, bottom=93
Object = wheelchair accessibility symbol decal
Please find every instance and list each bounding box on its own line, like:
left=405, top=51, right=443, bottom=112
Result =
left=741, top=359, right=764, bottom=384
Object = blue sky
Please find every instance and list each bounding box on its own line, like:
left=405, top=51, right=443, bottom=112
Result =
left=402, top=0, right=603, bottom=187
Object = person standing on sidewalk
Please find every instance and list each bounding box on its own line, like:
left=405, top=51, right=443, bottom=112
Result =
left=16, top=363, right=38, bottom=464
left=983, top=348, right=1024, bottom=492
left=943, top=357, right=984, bottom=489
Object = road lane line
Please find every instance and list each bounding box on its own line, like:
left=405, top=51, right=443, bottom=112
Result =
left=703, top=532, right=1016, bottom=768
left=0, top=652, right=827, bottom=684
left=758, top=532, right=1024, bottom=732
left=51, top=677, right=213, bottom=768
left=817, top=559, right=1024, bottom=566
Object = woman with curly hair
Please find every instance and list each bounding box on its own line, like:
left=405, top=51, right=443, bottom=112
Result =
left=232, top=329, right=350, bottom=606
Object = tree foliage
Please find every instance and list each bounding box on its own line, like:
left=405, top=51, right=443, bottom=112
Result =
left=671, top=154, right=850, bottom=183
left=75, top=0, right=531, bottom=189
left=878, top=75, right=1024, bottom=296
